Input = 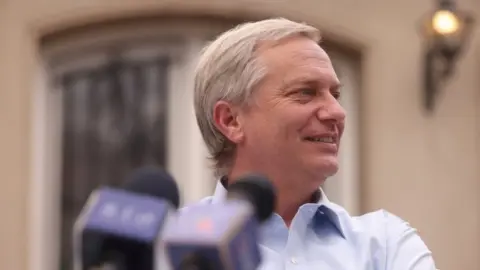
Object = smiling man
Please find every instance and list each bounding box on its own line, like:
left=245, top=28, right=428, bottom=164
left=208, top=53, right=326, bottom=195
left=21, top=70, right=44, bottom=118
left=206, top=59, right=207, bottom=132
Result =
left=191, top=18, right=437, bottom=269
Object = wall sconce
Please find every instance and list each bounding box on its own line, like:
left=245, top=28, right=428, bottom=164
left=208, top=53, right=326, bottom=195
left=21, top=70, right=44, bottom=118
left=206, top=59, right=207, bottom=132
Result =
left=421, top=0, right=474, bottom=113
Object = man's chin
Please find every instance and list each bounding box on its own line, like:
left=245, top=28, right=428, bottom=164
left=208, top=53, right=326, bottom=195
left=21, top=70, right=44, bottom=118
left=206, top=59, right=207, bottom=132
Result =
left=322, top=166, right=339, bottom=178
left=311, top=157, right=339, bottom=177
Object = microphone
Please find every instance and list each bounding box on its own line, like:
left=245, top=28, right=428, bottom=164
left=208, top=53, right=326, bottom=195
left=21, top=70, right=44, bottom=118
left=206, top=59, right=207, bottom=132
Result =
left=163, top=174, right=276, bottom=270
left=73, top=167, right=180, bottom=270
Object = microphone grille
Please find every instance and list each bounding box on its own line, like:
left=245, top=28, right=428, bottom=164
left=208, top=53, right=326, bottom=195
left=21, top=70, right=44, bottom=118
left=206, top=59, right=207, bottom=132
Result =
left=123, top=166, right=180, bottom=209
left=227, top=174, right=276, bottom=222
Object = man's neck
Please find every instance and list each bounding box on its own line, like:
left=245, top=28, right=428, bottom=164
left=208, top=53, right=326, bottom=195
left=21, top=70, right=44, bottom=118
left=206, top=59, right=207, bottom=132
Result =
left=275, top=192, right=312, bottom=226
left=226, top=164, right=322, bottom=227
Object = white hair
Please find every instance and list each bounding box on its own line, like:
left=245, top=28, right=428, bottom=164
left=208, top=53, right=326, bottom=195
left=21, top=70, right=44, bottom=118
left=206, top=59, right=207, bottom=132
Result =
left=193, top=17, right=321, bottom=177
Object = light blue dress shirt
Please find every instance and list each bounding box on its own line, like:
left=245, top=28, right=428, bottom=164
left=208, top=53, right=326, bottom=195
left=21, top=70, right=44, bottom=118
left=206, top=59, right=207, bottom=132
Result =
left=185, top=180, right=437, bottom=270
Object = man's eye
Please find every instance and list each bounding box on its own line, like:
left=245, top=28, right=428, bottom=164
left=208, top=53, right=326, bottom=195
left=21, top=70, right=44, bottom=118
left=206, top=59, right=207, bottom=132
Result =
left=332, top=91, right=341, bottom=100
left=298, top=88, right=317, bottom=96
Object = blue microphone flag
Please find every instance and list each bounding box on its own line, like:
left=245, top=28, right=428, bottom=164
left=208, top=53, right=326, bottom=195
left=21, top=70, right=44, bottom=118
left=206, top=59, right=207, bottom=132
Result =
left=73, top=187, right=172, bottom=270
left=80, top=187, right=170, bottom=242
left=163, top=201, right=261, bottom=270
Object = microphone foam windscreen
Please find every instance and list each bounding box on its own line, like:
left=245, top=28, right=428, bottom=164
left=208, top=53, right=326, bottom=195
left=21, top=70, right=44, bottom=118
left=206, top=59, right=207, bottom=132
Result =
left=123, top=166, right=180, bottom=209
left=227, top=174, right=277, bottom=222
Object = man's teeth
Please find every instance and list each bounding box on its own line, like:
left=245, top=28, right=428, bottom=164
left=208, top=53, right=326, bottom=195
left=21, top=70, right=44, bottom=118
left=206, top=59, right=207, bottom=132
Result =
left=306, top=137, right=334, bottom=143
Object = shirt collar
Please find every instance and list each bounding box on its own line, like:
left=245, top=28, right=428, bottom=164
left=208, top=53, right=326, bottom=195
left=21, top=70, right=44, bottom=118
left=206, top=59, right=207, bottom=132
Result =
left=211, top=176, right=346, bottom=238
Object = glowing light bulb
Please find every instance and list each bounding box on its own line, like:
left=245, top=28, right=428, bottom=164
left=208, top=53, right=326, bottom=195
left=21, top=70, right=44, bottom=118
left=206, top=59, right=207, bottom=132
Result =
left=432, top=10, right=460, bottom=35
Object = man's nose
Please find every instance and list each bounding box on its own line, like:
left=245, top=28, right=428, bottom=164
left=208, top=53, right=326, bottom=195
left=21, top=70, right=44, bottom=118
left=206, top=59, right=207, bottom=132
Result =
left=316, top=98, right=346, bottom=122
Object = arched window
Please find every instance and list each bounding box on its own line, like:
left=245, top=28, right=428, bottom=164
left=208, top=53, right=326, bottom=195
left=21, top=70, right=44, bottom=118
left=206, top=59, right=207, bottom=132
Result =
left=30, top=18, right=363, bottom=270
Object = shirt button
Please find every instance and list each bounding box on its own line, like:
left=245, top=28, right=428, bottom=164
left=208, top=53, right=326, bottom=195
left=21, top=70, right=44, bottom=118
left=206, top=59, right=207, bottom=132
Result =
left=290, top=257, right=298, bottom=264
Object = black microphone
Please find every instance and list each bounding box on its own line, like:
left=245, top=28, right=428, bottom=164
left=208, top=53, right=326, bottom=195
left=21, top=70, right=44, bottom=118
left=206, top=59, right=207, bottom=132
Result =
left=226, top=175, right=276, bottom=223
left=163, top=173, right=276, bottom=270
left=73, top=167, right=180, bottom=270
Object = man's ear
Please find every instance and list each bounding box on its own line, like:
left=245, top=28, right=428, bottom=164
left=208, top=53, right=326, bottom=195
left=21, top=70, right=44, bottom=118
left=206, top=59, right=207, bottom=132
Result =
left=212, top=100, right=245, bottom=144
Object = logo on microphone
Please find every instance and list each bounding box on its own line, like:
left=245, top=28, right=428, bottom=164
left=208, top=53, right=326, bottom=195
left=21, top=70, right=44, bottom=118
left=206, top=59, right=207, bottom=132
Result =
left=196, top=218, right=214, bottom=232
left=98, top=202, right=156, bottom=228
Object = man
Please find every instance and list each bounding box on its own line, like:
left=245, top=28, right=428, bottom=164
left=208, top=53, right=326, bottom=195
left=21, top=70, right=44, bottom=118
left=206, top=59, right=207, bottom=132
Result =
left=191, top=18, right=436, bottom=269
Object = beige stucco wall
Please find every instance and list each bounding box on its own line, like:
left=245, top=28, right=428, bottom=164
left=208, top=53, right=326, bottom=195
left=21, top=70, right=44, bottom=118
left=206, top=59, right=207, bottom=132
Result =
left=0, top=0, right=479, bottom=269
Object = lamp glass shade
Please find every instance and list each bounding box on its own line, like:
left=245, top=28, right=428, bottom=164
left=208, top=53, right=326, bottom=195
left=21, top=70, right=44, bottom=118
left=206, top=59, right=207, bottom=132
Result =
left=432, top=10, right=460, bottom=35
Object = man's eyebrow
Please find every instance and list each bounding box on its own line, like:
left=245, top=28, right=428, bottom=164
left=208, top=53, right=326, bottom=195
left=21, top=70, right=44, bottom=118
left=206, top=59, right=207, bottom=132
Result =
left=279, top=76, right=319, bottom=91
left=280, top=76, right=343, bottom=91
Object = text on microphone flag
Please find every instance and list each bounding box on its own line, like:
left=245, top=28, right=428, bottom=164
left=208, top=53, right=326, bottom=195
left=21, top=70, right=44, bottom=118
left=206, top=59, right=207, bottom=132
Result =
left=84, top=187, right=169, bottom=243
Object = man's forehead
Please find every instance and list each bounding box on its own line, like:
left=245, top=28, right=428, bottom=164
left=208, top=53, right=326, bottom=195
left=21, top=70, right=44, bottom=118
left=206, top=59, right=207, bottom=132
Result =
left=254, top=37, right=339, bottom=87
left=260, top=39, right=333, bottom=70
left=270, top=53, right=338, bottom=83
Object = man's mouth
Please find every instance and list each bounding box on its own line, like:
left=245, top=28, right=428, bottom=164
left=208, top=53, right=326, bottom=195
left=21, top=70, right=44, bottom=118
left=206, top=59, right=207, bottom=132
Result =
left=304, top=136, right=335, bottom=143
